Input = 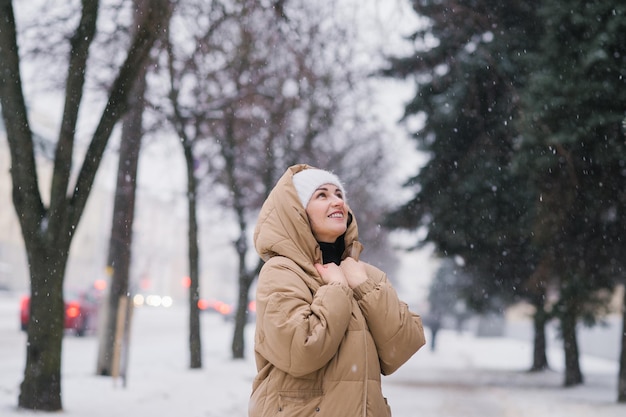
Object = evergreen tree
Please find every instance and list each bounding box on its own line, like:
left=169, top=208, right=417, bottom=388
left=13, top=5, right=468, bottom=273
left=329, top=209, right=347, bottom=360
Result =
left=383, top=0, right=625, bottom=394
left=382, top=0, right=549, bottom=368
left=517, top=0, right=626, bottom=389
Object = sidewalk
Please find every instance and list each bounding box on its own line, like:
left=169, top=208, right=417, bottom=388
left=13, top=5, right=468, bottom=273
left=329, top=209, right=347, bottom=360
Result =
left=386, top=327, right=622, bottom=417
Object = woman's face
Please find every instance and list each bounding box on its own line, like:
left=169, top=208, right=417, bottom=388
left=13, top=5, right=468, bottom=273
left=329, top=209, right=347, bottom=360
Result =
left=305, top=184, right=348, bottom=243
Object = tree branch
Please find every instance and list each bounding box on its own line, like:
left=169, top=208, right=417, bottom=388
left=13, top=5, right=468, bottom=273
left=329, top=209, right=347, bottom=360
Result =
left=68, top=0, right=172, bottom=228
left=0, top=0, right=45, bottom=238
left=48, top=0, right=99, bottom=239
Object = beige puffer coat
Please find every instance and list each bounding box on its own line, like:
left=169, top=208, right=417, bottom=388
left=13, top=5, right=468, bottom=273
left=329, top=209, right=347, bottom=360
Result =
left=249, top=164, right=425, bottom=417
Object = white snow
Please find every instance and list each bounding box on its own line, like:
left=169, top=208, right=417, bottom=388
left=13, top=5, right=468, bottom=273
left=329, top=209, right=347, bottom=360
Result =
left=0, top=292, right=623, bottom=417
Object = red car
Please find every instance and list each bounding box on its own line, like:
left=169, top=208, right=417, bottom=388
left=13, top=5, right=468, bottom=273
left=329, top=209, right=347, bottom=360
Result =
left=198, top=298, right=256, bottom=323
left=20, top=289, right=100, bottom=337
left=197, top=298, right=233, bottom=317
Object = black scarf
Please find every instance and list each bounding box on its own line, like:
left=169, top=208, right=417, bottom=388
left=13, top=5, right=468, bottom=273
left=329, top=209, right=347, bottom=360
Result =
left=319, top=238, right=345, bottom=265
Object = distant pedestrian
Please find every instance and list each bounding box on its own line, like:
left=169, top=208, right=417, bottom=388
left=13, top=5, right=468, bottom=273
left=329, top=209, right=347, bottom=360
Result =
left=249, top=164, right=426, bottom=417
left=425, top=312, right=442, bottom=351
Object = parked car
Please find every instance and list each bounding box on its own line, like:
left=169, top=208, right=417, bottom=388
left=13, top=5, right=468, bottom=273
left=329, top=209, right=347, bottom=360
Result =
left=20, top=288, right=100, bottom=337
left=198, top=298, right=233, bottom=319
left=198, top=298, right=257, bottom=323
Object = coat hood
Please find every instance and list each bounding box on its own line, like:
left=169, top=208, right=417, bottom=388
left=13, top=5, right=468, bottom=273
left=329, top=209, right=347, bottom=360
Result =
left=253, top=164, right=362, bottom=277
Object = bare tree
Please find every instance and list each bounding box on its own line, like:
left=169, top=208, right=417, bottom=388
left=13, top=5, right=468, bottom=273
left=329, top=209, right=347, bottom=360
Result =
left=0, top=0, right=171, bottom=410
left=156, top=0, right=398, bottom=359
left=95, top=0, right=157, bottom=377
left=163, top=35, right=206, bottom=369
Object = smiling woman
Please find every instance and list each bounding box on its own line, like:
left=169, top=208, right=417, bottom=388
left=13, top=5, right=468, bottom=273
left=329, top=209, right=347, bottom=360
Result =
left=292, top=169, right=348, bottom=244
left=249, top=164, right=426, bottom=417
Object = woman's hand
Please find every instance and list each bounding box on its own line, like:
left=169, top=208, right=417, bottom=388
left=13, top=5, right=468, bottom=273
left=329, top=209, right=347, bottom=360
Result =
left=315, top=263, right=348, bottom=287
left=340, top=257, right=368, bottom=289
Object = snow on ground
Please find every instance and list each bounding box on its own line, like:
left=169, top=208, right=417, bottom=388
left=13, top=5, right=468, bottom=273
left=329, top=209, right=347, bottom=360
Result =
left=0, top=292, right=623, bottom=417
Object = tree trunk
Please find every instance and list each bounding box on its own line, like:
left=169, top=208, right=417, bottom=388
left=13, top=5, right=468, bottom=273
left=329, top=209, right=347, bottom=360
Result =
left=96, top=66, right=146, bottom=376
left=618, top=286, right=626, bottom=402
left=530, top=302, right=550, bottom=372
left=231, top=231, right=249, bottom=359
left=164, top=23, right=202, bottom=368
left=18, top=243, right=68, bottom=411
left=182, top=140, right=202, bottom=369
left=232, top=270, right=254, bottom=359
left=561, top=313, right=583, bottom=386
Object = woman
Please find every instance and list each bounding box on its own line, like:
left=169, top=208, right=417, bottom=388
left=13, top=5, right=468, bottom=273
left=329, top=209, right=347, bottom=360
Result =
left=250, top=164, right=425, bottom=417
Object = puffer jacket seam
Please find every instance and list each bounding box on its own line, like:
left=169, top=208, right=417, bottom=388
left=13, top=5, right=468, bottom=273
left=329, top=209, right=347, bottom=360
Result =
left=361, top=325, right=368, bottom=417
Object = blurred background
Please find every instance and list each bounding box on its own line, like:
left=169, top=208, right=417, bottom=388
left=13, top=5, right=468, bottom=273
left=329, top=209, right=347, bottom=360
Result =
left=1, top=0, right=625, bottom=412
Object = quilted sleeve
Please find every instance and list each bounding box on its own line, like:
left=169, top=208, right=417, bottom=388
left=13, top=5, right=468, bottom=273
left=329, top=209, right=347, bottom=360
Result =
left=352, top=264, right=426, bottom=375
left=254, top=258, right=353, bottom=377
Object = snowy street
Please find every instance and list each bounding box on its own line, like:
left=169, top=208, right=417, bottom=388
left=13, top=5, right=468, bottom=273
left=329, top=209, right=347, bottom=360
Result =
left=0, top=292, right=623, bottom=417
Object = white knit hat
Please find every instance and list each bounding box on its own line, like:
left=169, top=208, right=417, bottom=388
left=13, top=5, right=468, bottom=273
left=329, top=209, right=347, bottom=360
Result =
left=292, top=168, right=346, bottom=208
